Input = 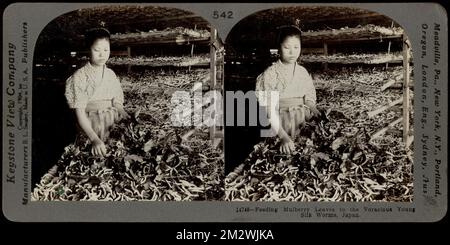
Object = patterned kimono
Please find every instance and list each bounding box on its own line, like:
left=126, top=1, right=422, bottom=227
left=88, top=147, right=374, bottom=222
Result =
left=65, top=62, right=125, bottom=141
left=256, top=60, right=316, bottom=138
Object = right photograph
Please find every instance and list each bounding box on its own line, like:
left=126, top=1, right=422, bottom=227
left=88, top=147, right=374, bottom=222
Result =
left=224, top=6, right=413, bottom=202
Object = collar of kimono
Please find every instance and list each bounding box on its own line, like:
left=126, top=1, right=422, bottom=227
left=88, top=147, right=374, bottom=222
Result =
left=86, top=61, right=106, bottom=80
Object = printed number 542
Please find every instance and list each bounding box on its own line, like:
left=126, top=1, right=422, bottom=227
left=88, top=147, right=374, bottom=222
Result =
left=213, top=11, right=233, bottom=19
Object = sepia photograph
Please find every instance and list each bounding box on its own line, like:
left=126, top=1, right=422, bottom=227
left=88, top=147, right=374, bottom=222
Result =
left=224, top=6, right=414, bottom=202
left=31, top=5, right=225, bottom=201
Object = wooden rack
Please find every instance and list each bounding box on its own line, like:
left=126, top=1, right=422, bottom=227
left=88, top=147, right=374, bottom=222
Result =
left=300, top=25, right=413, bottom=148
left=301, top=52, right=406, bottom=64
left=301, top=24, right=403, bottom=43
left=110, top=28, right=210, bottom=45
left=107, top=56, right=210, bottom=67
left=209, top=27, right=225, bottom=149
left=109, top=28, right=211, bottom=72
left=368, top=34, right=413, bottom=149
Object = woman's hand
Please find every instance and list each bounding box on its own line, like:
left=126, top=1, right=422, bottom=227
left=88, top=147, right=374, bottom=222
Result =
left=91, top=139, right=107, bottom=157
left=117, top=107, right=130, bottom=120
left=280, top=136, right=295, bottom=155
left=310, top=106, right=321, bottom=117
left=306, top=101, right=320, bottom=117
left=75, top=108, right=107, bottom=156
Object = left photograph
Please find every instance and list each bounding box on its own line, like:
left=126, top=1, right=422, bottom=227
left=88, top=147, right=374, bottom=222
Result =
left=31, top=5, right=225, bottom=201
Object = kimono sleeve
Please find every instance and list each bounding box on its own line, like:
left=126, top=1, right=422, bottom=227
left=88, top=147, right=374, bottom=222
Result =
left=255, top=68, right=278, bottom=106
left=65, top=70, right=88, bottom=108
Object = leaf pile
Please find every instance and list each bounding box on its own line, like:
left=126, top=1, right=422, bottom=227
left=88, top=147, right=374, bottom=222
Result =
left=314, top=66, right=409, bottom=93
left=315, top=66, right=414, bottom=134
left=32, top=68, right=223, bottom=201
left=225, top=67, right=413, bottom=202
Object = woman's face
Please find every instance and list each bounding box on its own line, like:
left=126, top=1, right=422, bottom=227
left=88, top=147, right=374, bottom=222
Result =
left=90, top=38, right=110, bottom=67
left=280, top=36, right=301, bottom=64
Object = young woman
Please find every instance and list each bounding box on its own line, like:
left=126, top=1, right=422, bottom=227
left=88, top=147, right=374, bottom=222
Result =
left=65, top=28, right=129, bottom=156
left=256, top=25, right=320, bottom=154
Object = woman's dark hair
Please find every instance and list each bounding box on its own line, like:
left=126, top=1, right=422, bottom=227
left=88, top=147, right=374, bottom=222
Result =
left=276, top=25, right=302, bottom=47
left=85, top=28, right=111, bottom=49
